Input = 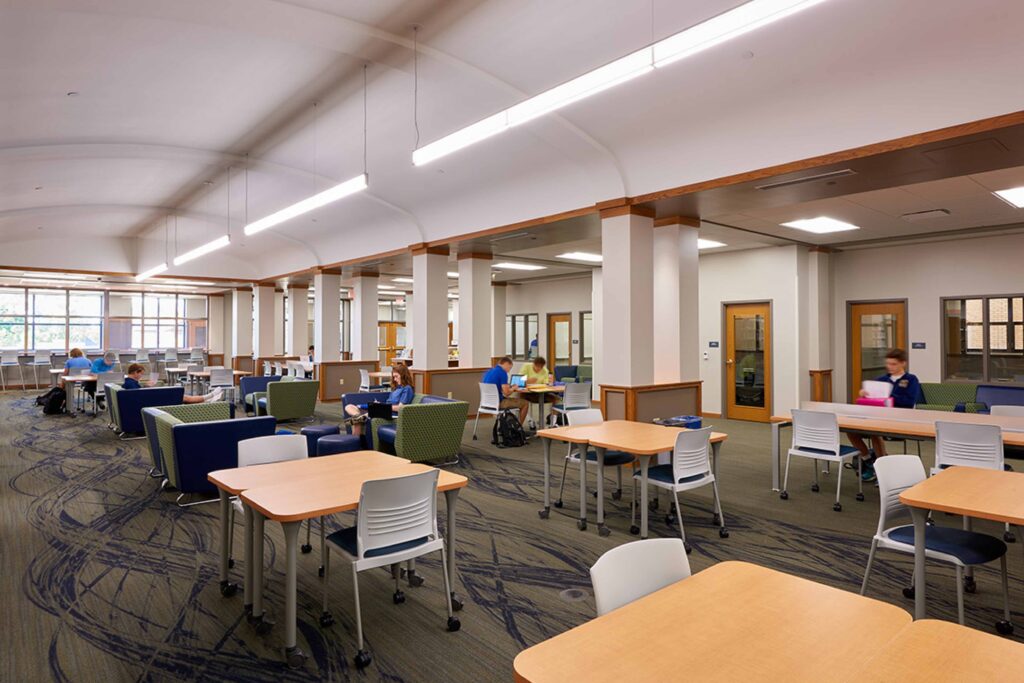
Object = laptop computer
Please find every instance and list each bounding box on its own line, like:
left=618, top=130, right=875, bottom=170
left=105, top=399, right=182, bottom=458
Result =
left=367, top=401, right=394, bottom=420
left=510, top=374, right=527, bottom=388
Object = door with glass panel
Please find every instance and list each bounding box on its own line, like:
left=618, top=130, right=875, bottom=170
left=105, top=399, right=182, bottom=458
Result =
left=724, top=302, right=772, bottom=422
left=547, top=313, right=571, bottom=368
left=377, top=322, right=405, bottom=367
left=849, top=301, right=906, bottom=401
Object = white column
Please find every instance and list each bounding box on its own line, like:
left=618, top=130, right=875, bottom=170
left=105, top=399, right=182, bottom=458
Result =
left=313, top=271, right=341, bottom=362
left=208, top=294, right=225, bottom=354
left=286, top=285, right=309, bottom=356
left=252, top=284, right=276, bottom=358
left=411, top=244, right=449, bottom=369
left=222, top=291, right=234, bottom=366
left=231, top=288, right=253, bottom=360
left=652, top=217, right=700, bottom=383
left=592, top=270, right=602, bottom=401
left=404, top=293, right=413, bottom=352
left=491, top=283, right=507, bottom=358
left=351, top=274, right=379, bottom=361
left=273, top=289, right=285, bottom=355
left=457, top=253, right=493, bottom=367
left=600, top=206, right=655, bottom=386
left=807, top=248, right=832, bottom=371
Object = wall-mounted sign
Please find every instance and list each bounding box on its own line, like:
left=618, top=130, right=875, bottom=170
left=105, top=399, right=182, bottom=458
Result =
left=708, top=341, right=720, bottom=348
left=911, top=342, right=926, bottom=350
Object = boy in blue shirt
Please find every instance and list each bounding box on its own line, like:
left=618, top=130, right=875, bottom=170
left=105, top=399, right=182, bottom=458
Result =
left=482, top=356, right=528, bottom=425
left=848, top=348, right=921, bottom=482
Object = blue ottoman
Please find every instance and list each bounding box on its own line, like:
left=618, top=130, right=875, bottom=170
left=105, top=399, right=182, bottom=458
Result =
left=300, top=424, right=341, bottom=457
left=317, top=433, right=363, bottom=456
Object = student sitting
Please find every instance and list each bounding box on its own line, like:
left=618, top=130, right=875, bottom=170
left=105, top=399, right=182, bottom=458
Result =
left=85, top=350, right=118, bottom=408
left=60, top=348, right=92, bottom=388
left=846, top=348, right=921, bottom=482
left=344, top=364, right=414, bottom=437
left=483, top=356, right=529, bottom=425
left=123, top=363, right=223, bottom=403
left=521, top=356, right=551, bottom=385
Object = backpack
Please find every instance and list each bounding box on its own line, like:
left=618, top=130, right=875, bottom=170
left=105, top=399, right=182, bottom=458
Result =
left=40, top=387, right=67, bottom=415
left=492, top=409, right=527, bottom=448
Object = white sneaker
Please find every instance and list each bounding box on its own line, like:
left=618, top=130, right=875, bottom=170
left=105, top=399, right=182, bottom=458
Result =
left=204, top=388, right=224, bottom=402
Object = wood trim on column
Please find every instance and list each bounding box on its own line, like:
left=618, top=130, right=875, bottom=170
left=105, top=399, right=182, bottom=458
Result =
left=285, top=283, right=308, bottom=291
left=352, top=270, right=380, bottom=278
left=599, top=381, right=703, bottom=421
left=314, top=266, right=342, bottom=276
left=409, top=243, right=450, bottom=256
left=653, top=215, right=701, bottom=228
left=598, top=204, right=656, bottom=220
left=490, top=281, right=508, bottom=287
left=808, top=246, right=836, bottom=253
left=234, top=285, right=253, bottom=291
left=456, top=251, right=493, bottom=261
left=809, top=369, right=833, bottom=402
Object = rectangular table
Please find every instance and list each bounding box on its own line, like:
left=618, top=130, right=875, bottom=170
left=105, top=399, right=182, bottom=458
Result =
left=899, top=467, right=1024, bottom=624
left=209, top=452, right=468, bottom=667
left=60, top=373, right=98, bottom=414
left=537, top=420, right=727, bottom=538
left=513, top=561, right=911, bottom=683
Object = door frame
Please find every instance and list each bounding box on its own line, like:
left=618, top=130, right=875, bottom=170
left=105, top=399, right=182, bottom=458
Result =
left=721, top=300, right=773, bottom=421
left=846, top=299, right=908, bottom=403
left=546, top=312, right=572, bottom=365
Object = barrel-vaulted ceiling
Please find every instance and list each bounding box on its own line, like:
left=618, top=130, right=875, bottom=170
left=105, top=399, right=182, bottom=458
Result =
left=2, top=0, right=1024, bottom=281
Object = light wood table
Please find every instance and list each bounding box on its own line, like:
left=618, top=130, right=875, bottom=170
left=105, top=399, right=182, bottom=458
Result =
left=513, top=561, right=911, bottom=683
left=520, top=384, right=564, bottom=430
left=209, top=452, right=468, bottom=668
left=899, top=467, right=1024, bottom=626
left=367, top=370, right=392, bottom=380
left=537, top=420, right=727, bottom=538
left=60, top=373, right=98, bottom=413
left=856, top=619, right=1024, bottom=682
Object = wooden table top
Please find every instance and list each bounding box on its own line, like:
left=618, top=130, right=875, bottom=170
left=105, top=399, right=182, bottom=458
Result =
left=773, top=411, right=1024, bottom=447
left=899, top=467, right=1024, bottom=525
left=521, top=384, right=565, bottom=393
left=187, top=369, right=250, bottom=377
left=856, top=619, right=1024, bottom=682
left=60, top=374, right=97, bottom=382
left=512, top=561, right=911, bottom=683
left=228, top=452, right=469, bottom=523
left=368, top=371, right=392, bottom=378
left=538, top=420, right=727, bottom=455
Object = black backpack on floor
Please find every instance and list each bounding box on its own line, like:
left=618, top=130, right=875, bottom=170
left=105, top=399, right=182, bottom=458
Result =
left=38, top=386, right=67, bottom=415
left=492, top=409, right=527, bottom=448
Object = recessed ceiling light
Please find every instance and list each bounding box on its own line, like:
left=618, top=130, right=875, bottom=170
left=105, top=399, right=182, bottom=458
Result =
left=447, top=271, right=459, bottom=278
left=492, top=262, right=545, bottom=271
left=780, top=217, right=859, bottom=234
left=993, top=187, right=1024, bottom=208
left=556, top=251, right=603, bottom=263
left=393, top=277, right=415, bottom=283
left=698, top=239, right=726, bottom=249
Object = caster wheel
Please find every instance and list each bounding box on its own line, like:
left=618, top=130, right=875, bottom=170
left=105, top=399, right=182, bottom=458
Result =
left=285, top=646, right=306, bottom=669
left=612, top=490, right=622, bottom=501
left=354, top=650, right=372, bottom=669
left=996, top=620, right=1014, bottom=636
left=451, top=594, right=464, bottom=611
left=228, top=558, right=235, bottom=569
left=902, top=587, right=915, bottom=600
left=319, top=611, right=334, bottom=628
left=629, top=525, right=640, bottom=535
left=393, top=590, right=406, bottom=605
left=598, top=525, right=611, bottom=538
left=219, top=580, right=238, bottom=598
left=577, top=519, right=587, bottom=531
left=447, top=616, right=462, bottom=632
left=683, top=541, right=692, bottom=554
left=810, top=483, right=820, bottom=493
left=779, top=491, right=789, bottom=500
left=856, top=492, right=865, bottom=502
left=664, top=515, right=674, bottom=526
left=1005, top=531, right=1016, bottom=543
left=300, top=543, right=312, bottom=554
left=254, top=616, right=274, bottom=636
left=964, top=577, right=977, bottom=594
left=408, top=573, right=425, bottom=588
left=318, top=565, right=325, bottom=578
left=833, top=502, right=842, bottom=512
left=554, top=500, right=564, bottom=509
left=713, top=514, right=721, bottom=525
left=538, top=508, right=550, bottom=519
left=719, top=528, right=730, bottom=538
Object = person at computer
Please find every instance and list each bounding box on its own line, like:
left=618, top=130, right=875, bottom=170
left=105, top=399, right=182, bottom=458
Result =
left=343, top=364, right=414, bottom=437
left=483, top=356, right=529, bottom=425
left=123, top=363, right=223, bottom=403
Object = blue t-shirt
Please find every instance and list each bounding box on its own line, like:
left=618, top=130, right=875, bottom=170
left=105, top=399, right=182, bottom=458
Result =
left=876, top=373, right=921, bottom=409
left=91, top=358, right=114, bottom=374
left=123, top=377, right=142, bottom=390
left=64, top=356, right=92, bottom=372
left=483, top=365, right=509, bottom=394
left=387, top=385, right=414, bottom=406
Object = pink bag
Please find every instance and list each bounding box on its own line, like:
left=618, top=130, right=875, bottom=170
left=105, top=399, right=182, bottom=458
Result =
left=856, top=397, right=893, bottom=407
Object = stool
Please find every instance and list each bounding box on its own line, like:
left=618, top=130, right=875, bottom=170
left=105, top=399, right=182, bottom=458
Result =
left=317, top=433, right=362, bottom=456
left=300, top=424, right=341, bottom=457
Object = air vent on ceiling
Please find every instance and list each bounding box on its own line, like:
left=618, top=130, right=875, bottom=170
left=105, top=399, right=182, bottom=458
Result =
left=901, top=209, right=951, bottom=222
left=755, top=168, right=857, bottom=191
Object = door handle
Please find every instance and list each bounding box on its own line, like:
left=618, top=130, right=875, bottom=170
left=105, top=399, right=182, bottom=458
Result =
left=726, top=359, right=734, bottom=365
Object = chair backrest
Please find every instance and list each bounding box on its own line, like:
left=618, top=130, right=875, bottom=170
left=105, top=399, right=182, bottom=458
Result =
left=263, top=360, right=273, bottom=376
left=790, top=409, right=841, bottom=455
left=272, top=360, right=284, bottom=374
left=873, top=455, right=926, bottom=535
left=672, top=427, right=713, bottom=482
left=562, top=381, right=592, bottom=409
left=33, top=350, right=52, bottom=364
left=478, top=382, right=500, bottom=410
left=186, top=364, right=202, bottom=373
left=209, top=368, right=233, bottom=386
left=189, top=347, right=204, bottom=359
left=1, top=350, right=20, bottom=363
left=70, top=366, right=90, bottom=376
left=164, top=348, right=177, bottom=361
left=356, top=469, right=439, bottom=559
left=135, top=349, right=149, bottom=361
left=990, top=405, right=1024, bottom=417
left=97, top=371, right=122, bottom=386
left=590, top=539, right=690, bottom=616
left=934, top=421, right=1003, bottom=471
left=566, top=408, right=603, bottom=427
left=237, top=434, right=308, bottom=467
left=359, top=368, right=372, bottom=389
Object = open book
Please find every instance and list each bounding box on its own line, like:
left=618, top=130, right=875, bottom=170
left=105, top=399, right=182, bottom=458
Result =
left=861, top=380, right=893, bottom=399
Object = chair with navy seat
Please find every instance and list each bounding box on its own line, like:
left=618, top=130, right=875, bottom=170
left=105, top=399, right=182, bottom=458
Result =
left=639, top=426, right=728, bottom=553
left=371, top=394, right=468, bottom=464
left=554, top=408, right=635, bottom=511
left=590, top=539, right=690, bottom=616
left=860, top=455, right=1012, bottom=631
left=319, top=469, right=459, bottom=669
left=109, top=384, right=185, bottom=439
left=551, top=381, right=591, bottom=426
left=240, top=375, right=281, bottom=415
left=780, top=409, right=863, bottom=511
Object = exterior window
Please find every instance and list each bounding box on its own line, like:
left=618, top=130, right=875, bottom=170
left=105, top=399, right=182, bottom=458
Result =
left=29, top=290, right=68, bottom=351
left=68, top=291, right=104, bottom=350
left=505, top=313, right=539, bottom=360
left=0, top=289, right=26, bottom=350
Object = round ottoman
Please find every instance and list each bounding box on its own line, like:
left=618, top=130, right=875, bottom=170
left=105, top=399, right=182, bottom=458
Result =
left=300, top=424, right=341, bottom=457
left=316, top=433, right=363, bottom=456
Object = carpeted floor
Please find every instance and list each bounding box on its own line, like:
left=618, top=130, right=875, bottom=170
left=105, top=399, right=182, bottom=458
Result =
left=2, top=392, right=1022, bottom=682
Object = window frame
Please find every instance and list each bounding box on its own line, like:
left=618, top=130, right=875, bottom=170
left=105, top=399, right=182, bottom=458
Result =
left=579, top=310, right=593, bottom=364
left=505, top=312, right=539, bottom=361
left=941, top=293, right=1024, bottom=384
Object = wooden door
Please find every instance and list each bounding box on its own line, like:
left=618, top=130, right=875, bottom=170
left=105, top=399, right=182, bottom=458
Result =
left=849, top=301, right=907, bottom=401
left=547, top=313, right=572, bottom=366
left=725, top=302, right=772, bottom=422
left=377, top=322, right=405, bottom=367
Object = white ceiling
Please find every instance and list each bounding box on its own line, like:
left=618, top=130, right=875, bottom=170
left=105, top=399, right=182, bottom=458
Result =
left=3, top=0, right=1024, bottom=280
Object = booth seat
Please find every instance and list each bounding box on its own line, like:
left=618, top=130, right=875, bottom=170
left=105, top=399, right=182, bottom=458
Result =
left=240, top=375, right=282, bottom=415
left=553, top=365, right=578, bottom=383
left=975, top=384, right=1024, bottom=413
left=916, top=383, right=983, bottom=413
left=253, top=377, right=319, bottom=422
left=370, top=394, right=469, bottom=464
left=108, top=383, right=185, bottom=437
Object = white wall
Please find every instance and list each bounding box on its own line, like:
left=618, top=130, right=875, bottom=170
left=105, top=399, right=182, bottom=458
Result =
left=505, top=275, right=594, bottom=366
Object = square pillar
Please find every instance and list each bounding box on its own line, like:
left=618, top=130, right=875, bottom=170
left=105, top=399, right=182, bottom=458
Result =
left=208, top=294, right=225, bottom=354
left=591, top=270, right=602, bottom=401
left=404, top=293, right=413, bottom=352
left=600, top=205, right=655, bottom=386
left=273, top=289, right=285, bottom=355
left=231, top=287, right=253, bottom=360
left=411, top=244, right=450, bottom=369
left=253, top=284, right=276, bottom=358
left=352, top=273, right=379, bottom=361
left=652, top=216, right=700, bottom=383
left=457, top=252, right=493, bottom=367
left=286, top=284, right=309, bottom=356
left=491, top=283, right=507, bottom=358
left=313, top=270, right=341, bottom=363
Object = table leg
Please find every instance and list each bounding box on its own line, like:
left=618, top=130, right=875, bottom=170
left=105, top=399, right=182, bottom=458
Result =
left=537, top=398, right=546, bottom=431
left=771, top=421, right=781, bottom=491
left=217, top=490, right=237, bottom=597
left=911, top=506, right=927, bottom=620
left=250, top=511, right=273, bottom=634
left=595, top=447, right=609, bottom=537
left=243, top=505, right=254, bottom=614
left=578, top=443, right=588, bottom=531
left=282, top=520, right=306, bottom=668
left=538, top=438, right=551, bottom=519
left=640, top=456, right=651, bottom=539
left=443, top=488, right=464, bottom=611
left=711, top=441, right=722, bottom=482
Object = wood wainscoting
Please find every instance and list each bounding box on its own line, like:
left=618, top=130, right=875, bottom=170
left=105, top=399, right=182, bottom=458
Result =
left=318, top=360, right=380, bottom=402
left=232, top=356, right=255, bottom=374
left=410, top=366, right=490, bottom=416
left=600, top=381, right=703, bottom=422
left=809, top=369, right=833, bottom=403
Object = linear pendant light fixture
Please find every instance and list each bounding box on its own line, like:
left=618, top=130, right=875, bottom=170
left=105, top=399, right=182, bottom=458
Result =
left=412, top=0, right=831, bottom=165
left=173, top=234, right=231, bottom=266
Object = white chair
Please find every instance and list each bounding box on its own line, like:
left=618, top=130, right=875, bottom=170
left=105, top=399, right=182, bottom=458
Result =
left=208, top=367, right=235, bottom=403
left=359, top=368, right=387, bottom=392
left=780, top=409, right=863, bottom=511
left=0, top=350, right=21, bottom=391
left=95, top=371, right=122, bottom=414
left=319, top=469, right=458, bottom=669
left=134, top=349, right=150, bottom=363
left=181, top=363, right=203, bottom=394
left=263, top=360, right=273, bottom=376
left=860, top=455, right=1012, bottom=632
left=551, top=381, right=591, bottom=426
left=28, top=350, right=52, bottom=389
left=189, top=347, right=204, bottom=362
left=472, top=382, right=501, bottom=440
left=990, top=405, right=1024, bottom=417
left=273, top=360, right=285, bottom=376
left=590, top=539, right=690, bottom=616
left=554, top=408, right=636, bottom=512
left=158, top=348, right=177, bottom=373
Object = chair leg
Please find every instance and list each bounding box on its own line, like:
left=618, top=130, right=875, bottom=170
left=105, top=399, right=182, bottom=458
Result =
left=672, top=490, right=689, bottom=553
left=472, top=412, right=480, bottom=440
left=860, top=539, right=878, bottom=595
left=955, top=565, right=965, bottom=626
left=614, top=465, right=623, bottom=500
left=319, top=517, right=326, bottom=577
left=833, top=461, right=843, bottom=511
left=440, top=543, right=459, bottom=633
left=813, top=459, right=819, bottom=490
left=555, top=457, right=570, bottom=507
left=711, top=480, right=727, bottom=537
left=352, top=565, right=366, bottom=654
left=781, top=453, right=792, bottom=497
left=227, top=504, right=235, bottom=567
left=319, top=547, right=333, bottom=627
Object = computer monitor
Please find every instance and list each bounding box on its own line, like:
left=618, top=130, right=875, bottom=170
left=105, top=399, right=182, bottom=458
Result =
left=510, top=374, right=527, bottom=388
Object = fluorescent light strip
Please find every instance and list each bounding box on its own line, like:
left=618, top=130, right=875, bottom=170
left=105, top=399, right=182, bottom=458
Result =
left=993, top=187, right=1024, bottom=209
left=556, top=251, right=603, bottom=263
left=244, top=173, right=368, bottom=236
left=392, top=277, right=415, bottom=283
left=413, top=0, right=831, bottom=165
left=135, top=263, right=168, bottom=282
left=697, top=238, right=726, bottom=249
left=492, top=262, right=546, bottom=271
left=447, top=272, right=459, bottom=278
left=173, top=235, right=231, bottom=266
